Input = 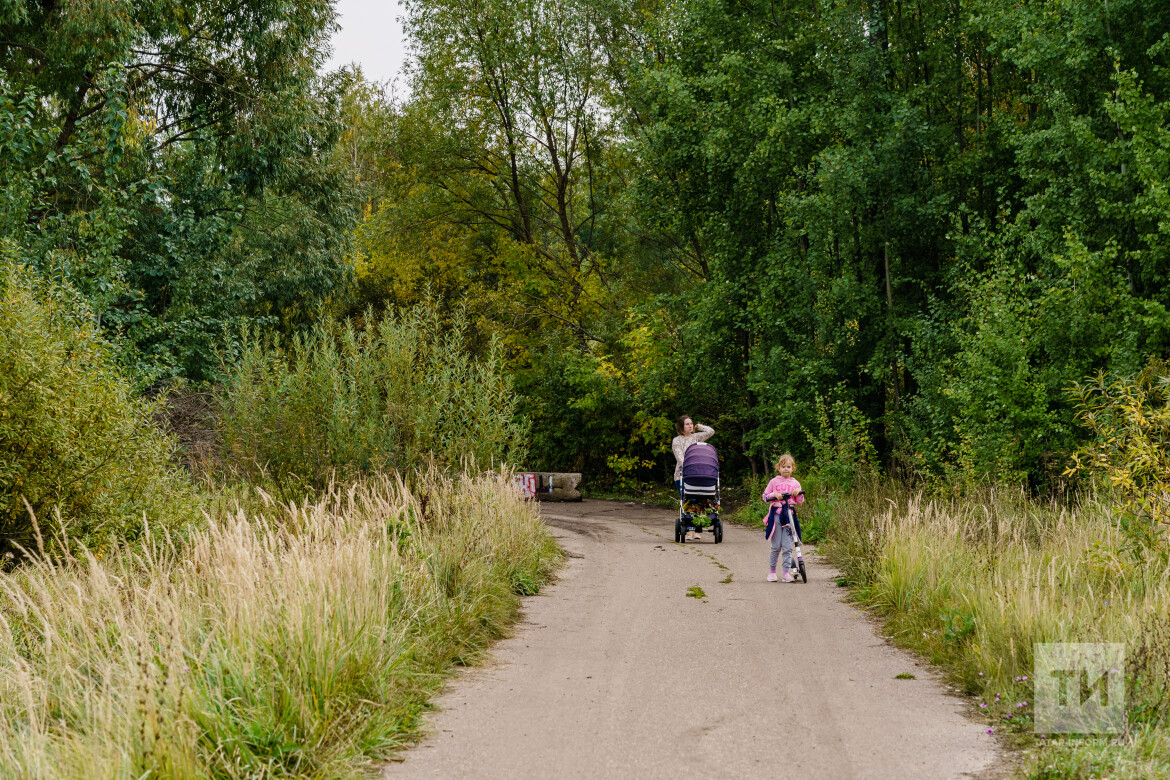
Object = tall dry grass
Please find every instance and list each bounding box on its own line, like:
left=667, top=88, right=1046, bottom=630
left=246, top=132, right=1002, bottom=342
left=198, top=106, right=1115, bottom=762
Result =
left=0, top=471, right=560, bottom=779
left=824, top=483, right=1170, bottom=778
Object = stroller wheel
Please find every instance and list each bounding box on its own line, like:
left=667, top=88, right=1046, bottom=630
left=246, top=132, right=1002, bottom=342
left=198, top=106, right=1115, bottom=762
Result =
left=714, top=520, right=723, bottom=544
left=675, top=519, right=684, bottom=544
left=798, top=561, right=807, bottom=583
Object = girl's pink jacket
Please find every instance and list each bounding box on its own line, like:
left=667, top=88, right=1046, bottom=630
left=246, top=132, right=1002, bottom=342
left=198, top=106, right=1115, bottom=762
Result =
left=762, top=476, right=804, bottom=506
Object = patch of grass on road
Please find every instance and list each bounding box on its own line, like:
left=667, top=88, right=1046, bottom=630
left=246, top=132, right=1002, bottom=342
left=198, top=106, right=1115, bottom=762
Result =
left=693, top=548, right=728, bottom=570
left=895, top=672, right=916, bottom=680
left=686, top=585, right=707, bottom=599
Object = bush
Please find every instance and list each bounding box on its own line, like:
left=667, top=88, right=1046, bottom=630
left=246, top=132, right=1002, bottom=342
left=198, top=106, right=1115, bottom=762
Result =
left=0, top=261, right=194, bottom=561
left=1068, top=362, right=1170, bottom=551
left=805, top=395, right=879, bottom=493
left=219, top=304, right=529, bottom=488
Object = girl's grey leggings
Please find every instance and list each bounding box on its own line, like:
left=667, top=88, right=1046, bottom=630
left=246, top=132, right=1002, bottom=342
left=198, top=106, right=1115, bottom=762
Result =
left=769, top=524, right=795, bottom=571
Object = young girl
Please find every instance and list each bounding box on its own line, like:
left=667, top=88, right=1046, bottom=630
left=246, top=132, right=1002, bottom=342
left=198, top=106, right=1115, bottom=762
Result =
left=762, top=453, right=805, bottom=582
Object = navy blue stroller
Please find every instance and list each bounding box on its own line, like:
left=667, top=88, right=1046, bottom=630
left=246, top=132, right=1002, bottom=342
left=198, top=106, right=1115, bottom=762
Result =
left=676, top=443, right=724, bottom=544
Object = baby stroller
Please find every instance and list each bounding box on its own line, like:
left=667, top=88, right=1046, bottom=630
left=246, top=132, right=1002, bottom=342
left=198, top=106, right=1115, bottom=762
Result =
left=676, top=443, right=724, bottom=544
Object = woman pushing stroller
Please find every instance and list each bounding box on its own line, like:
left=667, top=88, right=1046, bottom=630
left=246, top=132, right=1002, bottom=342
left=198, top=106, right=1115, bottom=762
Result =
left=672, top=416, right=714, bottom=541
left=763, top=454, right=805, bottom=582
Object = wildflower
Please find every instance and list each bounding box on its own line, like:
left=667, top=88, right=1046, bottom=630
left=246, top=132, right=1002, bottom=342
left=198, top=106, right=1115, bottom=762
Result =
left=932, top=630, right=937, bottom=634
left=979, top=672, right=984, bottom=676
left=986, top=728, right=994, bottom=734
left=1022, top=676, right=1027, bottom=681
left=979, top=703, right=987, bottom=709
left=183, top=665, right=190, bottom=671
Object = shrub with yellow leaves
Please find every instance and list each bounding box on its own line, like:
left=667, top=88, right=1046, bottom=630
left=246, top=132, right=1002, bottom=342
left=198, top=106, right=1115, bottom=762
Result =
left=1067, top=361, right=1170, bottom=550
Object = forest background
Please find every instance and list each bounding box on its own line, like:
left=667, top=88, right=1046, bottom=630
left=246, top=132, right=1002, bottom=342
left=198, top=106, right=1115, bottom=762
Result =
left=4, top=0, right=1170, bottom=493
left=5, top=2, right=1170, bottom=776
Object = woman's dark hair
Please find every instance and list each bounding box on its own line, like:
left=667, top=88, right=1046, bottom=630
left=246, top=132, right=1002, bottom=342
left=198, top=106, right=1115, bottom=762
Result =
left=675, top=415, right=693, bottom=435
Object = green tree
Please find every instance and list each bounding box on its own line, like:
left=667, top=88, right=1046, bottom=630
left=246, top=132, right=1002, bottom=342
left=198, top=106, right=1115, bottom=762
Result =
left=340, top=0, right=692, bottom=479
left=0, top=0, right=360, bottom=381
left=631, top=0, right=1170, bottom=486
left=322, top=0, right=1170, bottom=488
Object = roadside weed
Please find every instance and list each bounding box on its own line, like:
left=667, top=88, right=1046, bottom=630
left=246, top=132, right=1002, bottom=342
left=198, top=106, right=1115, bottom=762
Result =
left=0, top=472, right=560, bottom=778
left=822, top=483, right=1170, bottom=778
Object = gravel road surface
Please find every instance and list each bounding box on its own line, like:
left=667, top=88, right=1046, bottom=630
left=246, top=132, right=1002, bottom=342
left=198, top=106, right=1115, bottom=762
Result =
left=383, top=499, right=998, bottom=779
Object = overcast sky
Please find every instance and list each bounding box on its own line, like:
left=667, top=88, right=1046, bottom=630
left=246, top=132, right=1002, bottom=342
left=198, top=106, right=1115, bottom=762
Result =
left=323, top=0, right=411, bottom=90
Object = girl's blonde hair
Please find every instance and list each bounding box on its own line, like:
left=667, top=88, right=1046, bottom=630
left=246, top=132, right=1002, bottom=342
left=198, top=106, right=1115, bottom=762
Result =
left=774, top=453, right=796, bottom=473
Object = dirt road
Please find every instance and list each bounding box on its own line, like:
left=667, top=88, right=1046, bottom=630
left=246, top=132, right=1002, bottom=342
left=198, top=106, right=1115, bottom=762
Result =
left=383, top=500, right=998, bottom=779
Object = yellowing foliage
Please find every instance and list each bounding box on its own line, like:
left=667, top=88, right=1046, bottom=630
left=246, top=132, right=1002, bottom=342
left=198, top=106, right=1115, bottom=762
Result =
left=1067, top=362, right=1170, bottom=538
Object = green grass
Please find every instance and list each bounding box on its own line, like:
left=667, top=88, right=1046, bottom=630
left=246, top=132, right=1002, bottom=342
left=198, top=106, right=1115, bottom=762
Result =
left=821, top=481, right=1170, bottom=779
left=0, top=471, right=561, bottom=778
left=686, top=585, right=707, bottom=599
left=581, top=485, right=678, bottom=508
left=895, top=672, right=916, bottom=679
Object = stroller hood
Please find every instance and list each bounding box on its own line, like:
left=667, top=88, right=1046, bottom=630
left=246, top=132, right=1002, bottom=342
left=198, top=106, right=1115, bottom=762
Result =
left=681, top=443, right=720, bottom=480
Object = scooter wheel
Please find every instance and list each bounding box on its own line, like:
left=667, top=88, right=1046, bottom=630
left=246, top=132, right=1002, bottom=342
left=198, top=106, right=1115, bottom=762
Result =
left=798, top=561, right=807, bottom=583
